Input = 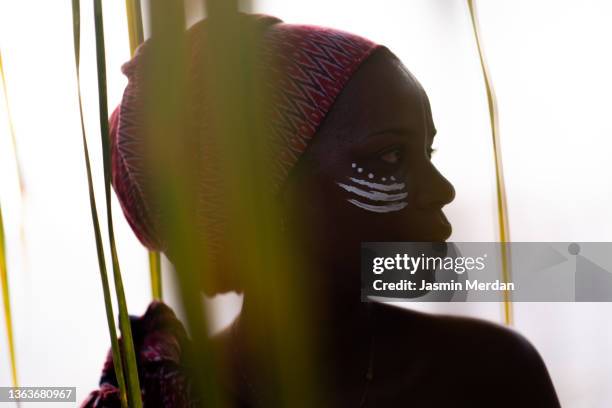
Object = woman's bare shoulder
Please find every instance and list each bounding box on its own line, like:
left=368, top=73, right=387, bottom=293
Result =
left=372, top=301, right=537, bottom=354
left=369, top=302, right=561, bottom=407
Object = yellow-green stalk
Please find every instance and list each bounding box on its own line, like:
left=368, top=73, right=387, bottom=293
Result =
left=467, top=0, right=513, bottom=325
left=124, top=0, right=163, bottom=301
left=0, top=205, right=18, bottom=389
left=125, top=0, right=144, bottom=56
left=0, top=47, right=20, bottom=394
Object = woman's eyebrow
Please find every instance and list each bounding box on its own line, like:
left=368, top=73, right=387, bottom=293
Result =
left=367, top=127, right=414, bottom=138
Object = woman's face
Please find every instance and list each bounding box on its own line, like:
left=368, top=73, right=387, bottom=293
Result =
left=282, top=49, right=455, bottom=296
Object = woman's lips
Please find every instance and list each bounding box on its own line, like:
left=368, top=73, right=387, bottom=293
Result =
left=439, top=211, right=451, bottom=227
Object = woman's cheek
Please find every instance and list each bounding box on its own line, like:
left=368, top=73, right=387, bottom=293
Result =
left=334, top=161, right=408, bottom=214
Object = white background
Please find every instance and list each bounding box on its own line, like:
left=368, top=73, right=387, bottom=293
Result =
left=0, top=1, right=610, bottom=406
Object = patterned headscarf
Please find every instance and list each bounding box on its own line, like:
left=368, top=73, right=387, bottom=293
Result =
left=110, top=15, right=380, bottom=251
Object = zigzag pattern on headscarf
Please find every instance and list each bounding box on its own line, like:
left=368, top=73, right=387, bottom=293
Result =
left=110, top=15, right=379, bottom=253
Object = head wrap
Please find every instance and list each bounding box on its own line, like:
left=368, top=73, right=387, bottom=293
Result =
left=110, top=15, right=380, bottom=251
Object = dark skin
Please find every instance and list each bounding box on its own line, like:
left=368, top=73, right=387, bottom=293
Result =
left=213, top=48, right=560, bottom=407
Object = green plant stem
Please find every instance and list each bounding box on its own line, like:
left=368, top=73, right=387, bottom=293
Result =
left=71, top=1, right=129, bottom=406
left=467, top=0, right=513, bottom=325
left=0, top=205, right=18, bottom=390
left=91, top=1, right=143, bottom=406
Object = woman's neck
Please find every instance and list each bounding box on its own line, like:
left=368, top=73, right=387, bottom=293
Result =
left=220, top=293, right=375, bottom=404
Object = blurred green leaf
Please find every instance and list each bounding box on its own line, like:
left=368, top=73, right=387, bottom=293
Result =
left=145, top=1, right=226, bottom=406
left=0, top=49, right=25, bottom=195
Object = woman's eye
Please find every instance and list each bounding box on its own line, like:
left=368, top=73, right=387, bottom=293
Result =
left=380, top=149, right=402, bottom=165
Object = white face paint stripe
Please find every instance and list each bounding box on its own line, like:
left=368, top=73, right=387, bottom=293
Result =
left=349, top=177, right=405, bottom=192
left=347, top=199, right=408, bottom=213
left=337, top=182, right=408, bottom=202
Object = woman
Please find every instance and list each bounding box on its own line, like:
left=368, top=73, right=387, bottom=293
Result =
left=83, top=14, right=560, bottom=407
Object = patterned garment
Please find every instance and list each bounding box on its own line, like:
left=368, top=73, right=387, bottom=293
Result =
left=81, top=302, right=198, bottom=408
left=110, top=13, right=380, bottom=253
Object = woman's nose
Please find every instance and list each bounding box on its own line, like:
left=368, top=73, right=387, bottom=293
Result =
left=414, top=163, right=455, bottom=209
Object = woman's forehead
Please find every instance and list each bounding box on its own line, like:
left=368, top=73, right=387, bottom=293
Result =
left=327, top=50, right=432, bottom=144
